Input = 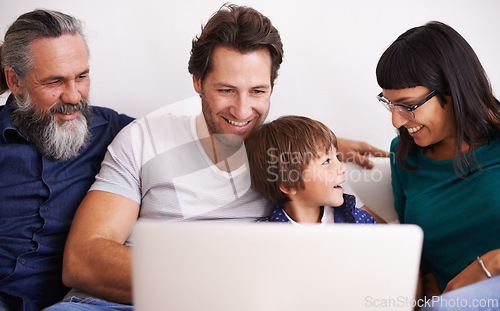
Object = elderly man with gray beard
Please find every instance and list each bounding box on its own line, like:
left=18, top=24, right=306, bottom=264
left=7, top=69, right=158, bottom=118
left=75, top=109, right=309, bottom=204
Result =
left=0, top=10, right=133, bottom=311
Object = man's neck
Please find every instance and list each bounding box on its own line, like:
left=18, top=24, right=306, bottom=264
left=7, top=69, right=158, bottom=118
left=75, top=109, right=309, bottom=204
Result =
left=195, top=114, right=246, bottom=172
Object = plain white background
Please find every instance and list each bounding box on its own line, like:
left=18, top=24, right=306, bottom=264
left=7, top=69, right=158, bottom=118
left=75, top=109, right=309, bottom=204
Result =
left=1, top=0, right=499, bottom=151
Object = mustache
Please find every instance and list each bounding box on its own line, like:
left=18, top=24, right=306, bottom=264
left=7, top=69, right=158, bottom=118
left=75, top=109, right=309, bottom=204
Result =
left=50, top=101, right=87, bottom=115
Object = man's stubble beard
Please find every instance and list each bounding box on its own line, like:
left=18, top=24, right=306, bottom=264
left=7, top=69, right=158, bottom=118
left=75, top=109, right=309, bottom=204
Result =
left=200, top=94, right=269, bottom=149
left=11, top=92, right=92, bottom=161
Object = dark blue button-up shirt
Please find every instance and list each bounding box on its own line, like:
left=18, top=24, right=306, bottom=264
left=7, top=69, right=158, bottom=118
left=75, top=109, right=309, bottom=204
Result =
left=258, top=194, right=378, bottom=224
left=0, top=95, right=133, bottom=311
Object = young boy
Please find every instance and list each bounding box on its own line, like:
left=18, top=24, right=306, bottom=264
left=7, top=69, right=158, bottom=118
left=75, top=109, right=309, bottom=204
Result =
left=246, top=115, right=377, bottom=224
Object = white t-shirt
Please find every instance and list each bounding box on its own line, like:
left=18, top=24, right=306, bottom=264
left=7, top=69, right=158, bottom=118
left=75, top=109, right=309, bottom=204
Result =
left=91, top=111, right=272, bottom=238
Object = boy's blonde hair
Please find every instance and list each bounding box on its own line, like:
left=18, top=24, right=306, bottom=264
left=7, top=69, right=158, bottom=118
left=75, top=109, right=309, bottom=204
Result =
left=246, top=115, right=337, bottom=207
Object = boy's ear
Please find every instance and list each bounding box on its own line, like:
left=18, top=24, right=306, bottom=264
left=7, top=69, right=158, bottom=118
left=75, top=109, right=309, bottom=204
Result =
left=279, top=184, right=297, bottom=196
left=4, top=67, right=23, bottom=95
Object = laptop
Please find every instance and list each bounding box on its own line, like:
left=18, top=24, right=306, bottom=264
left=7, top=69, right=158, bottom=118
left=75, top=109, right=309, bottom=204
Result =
left=132, top=220, right=423, bottom=311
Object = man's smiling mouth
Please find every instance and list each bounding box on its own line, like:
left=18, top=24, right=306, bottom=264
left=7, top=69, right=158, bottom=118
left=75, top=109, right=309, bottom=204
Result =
left=225, top=118, right=251, bottom=127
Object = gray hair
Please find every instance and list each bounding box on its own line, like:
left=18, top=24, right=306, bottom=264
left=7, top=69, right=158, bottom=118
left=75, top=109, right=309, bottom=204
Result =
left=0, top=9, right=88, bottom=94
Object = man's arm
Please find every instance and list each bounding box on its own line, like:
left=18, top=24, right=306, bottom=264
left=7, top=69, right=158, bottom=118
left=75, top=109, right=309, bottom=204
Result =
left=337, top=138, right=390, bottom=169
left=62, top=190, right=140, bottom=304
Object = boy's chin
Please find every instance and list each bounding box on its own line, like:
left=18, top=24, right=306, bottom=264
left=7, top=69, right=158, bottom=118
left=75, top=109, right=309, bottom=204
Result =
left=331, top=197, right=344, bottom=207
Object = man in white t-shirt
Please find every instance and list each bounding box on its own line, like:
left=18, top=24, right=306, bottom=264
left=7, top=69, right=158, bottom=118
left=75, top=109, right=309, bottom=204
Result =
left=48, top=4, right=388, bottom=309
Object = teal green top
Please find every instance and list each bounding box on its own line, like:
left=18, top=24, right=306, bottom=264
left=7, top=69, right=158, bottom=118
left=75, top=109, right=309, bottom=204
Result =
left=390, top=136, right=500, bottom=291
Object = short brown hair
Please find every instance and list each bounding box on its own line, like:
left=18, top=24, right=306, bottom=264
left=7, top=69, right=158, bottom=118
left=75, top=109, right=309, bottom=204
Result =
left=188, top=4, right=284, bottom=87
left=246, top=115, right=338, bottom=207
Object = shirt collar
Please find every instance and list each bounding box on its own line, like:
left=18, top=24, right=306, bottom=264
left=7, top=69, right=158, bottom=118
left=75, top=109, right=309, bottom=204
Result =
left=0, top=94, right=108, bottom=144
left=268, top=205, right=334, bottom=225
left=0, top=95, right=25, bottom=143
left=268, top=205, right=292, bottom=223
left=268, top=193, right=356, bottom=224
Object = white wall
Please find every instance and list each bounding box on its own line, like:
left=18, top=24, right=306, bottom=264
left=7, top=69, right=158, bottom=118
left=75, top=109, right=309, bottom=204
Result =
left=1, top=0, right=499, bottom=151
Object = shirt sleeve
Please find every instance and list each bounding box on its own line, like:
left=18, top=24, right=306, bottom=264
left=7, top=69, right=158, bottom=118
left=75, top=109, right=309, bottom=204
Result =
left=352, top=208, right=378, bottom=224
left=89, top=120, right=143, bottom=204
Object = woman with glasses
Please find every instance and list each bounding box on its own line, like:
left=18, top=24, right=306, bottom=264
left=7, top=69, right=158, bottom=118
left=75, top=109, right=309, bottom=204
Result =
left=376, top=21, right=500, bottom=307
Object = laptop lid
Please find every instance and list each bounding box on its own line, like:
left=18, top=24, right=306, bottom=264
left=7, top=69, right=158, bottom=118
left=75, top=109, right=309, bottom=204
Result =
left=132, top=220, right=422, bottom=311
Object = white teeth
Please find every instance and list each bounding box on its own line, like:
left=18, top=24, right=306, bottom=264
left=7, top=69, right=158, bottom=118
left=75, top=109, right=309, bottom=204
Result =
left=228, top=120, right=250, bottom=127
left=407, top=125, right=424, bottom=134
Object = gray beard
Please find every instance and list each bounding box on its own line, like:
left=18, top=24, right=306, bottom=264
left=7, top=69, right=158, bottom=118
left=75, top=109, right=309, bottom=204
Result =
left=10, top=93, right=92, bottom=161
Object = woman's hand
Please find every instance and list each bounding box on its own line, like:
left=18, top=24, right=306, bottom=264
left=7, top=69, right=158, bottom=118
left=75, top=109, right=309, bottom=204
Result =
left=443, top=249, right=500, bottom=293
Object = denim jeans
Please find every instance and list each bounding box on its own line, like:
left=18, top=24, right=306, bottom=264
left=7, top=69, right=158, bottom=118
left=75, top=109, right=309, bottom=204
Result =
left=0, top=292, right=22, bottom=311
left=420, top=276, right=500, bottom=311
left=43, top=297, right=133, bottom=311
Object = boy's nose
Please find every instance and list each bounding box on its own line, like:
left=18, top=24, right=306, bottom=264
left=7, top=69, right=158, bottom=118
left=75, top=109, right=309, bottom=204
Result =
left=339, top=162, right=347, bottom=175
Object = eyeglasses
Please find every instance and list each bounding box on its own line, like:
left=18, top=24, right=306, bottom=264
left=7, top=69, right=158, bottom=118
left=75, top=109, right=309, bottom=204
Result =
left=377, top=90, right=438, bottom=120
